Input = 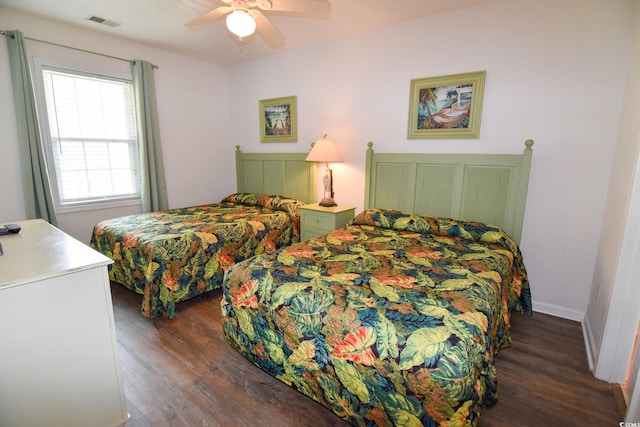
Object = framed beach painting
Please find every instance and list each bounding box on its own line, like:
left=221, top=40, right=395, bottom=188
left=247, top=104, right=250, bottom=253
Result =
left=259, top=95, right=297, bottom=142
left=408, top=71, right=486, bottom=139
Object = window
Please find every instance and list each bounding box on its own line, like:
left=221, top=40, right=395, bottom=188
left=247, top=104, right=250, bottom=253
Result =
left=37, top=63, right=140, bottom=212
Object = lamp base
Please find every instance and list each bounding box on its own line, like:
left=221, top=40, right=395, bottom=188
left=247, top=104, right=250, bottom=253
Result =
left=319, top=198, right=337, bottom=207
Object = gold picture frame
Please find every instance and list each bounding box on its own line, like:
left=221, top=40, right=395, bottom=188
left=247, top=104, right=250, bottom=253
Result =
left=259, top=95, right=297, bottom=143
left=408, top=71, right=486, bottom=139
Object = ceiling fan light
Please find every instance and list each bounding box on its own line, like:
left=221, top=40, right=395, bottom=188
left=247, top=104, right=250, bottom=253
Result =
left=226, top=9, right=256, bottom=38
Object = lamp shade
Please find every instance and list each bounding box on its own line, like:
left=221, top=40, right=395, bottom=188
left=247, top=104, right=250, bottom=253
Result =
left=226, top=10, right=256, bottom=38
left=306, top=136, right=343, bottom=163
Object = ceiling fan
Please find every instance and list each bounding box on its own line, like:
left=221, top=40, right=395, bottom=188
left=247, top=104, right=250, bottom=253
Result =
left=186, top=0, right=332, bottom=48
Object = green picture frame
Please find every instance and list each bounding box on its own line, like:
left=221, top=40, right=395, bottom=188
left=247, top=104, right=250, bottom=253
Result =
left=259, top=95, right=297, bottom=143
left=408, top=71, right=486, bottom=139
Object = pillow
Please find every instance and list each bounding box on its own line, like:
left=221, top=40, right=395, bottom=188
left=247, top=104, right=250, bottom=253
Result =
left=350, top=208, right=434, bottom=233
left=350, top=208, right=519, bottom=252
left=221, top=193, right=261, bottom=206
left=221, top=193, right=304, bottom=216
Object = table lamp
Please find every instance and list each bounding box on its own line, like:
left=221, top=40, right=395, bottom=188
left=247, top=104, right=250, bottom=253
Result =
left=306, top=134, right=343, bottom=207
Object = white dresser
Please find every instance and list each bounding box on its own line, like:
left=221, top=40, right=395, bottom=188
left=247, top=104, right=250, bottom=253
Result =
left=0, top=219, right=128, bottom=427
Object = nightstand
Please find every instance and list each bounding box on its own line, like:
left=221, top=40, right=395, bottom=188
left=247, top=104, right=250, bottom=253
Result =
left=300, top=203, right=356, bottom=241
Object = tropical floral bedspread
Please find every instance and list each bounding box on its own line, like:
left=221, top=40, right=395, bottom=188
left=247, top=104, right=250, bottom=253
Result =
left=221, top=208, right=532, bottom=426
left=90, top=193, right=304, bottom=319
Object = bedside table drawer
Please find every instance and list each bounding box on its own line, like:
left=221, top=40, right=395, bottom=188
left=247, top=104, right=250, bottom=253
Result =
left=299, top=204, right=356, bottom=241
left=301, top=211, right=334, bottom=231
left=301, top=227, right=327, bottom=241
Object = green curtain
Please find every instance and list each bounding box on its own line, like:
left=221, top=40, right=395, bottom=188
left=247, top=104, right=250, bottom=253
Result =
left=132, top=60, right=168, bottom=213
left=5, top=30, right=57, bottom=225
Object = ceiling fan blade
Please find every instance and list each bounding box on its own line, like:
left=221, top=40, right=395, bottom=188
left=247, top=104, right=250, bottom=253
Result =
left=185, top=6, right=233, bottom=28
left=252, top=11, right=285, bottom=49
left=267, top=0, right=331, bottom=18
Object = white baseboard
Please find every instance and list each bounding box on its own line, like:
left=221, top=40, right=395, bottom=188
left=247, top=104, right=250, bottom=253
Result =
left=531, top=301, right=596, bottom=373
left=532, top=300, right=584, bottom=322
left=582, top=316, right=597, bottom=371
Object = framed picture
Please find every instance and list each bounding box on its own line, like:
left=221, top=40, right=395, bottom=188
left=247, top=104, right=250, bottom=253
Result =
left=259, top=95, right=297, bottom=142
left=408, top=71, right=486, bottom=139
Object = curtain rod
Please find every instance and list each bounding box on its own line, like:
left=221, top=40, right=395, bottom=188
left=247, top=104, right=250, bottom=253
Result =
left=0, top=30, right=159, bottom=69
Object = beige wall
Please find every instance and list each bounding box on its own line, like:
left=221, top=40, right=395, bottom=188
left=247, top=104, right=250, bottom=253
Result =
left=1, top=0, right=638, bottom=344
left=226, top=0, right=636, bottom=321
left=0, top=9, right=232, bottom=242
left=586, top=0, right=640, bottom=385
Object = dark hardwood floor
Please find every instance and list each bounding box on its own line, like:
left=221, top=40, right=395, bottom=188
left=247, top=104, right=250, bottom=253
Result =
left=110, top=283, right=624, bottom=427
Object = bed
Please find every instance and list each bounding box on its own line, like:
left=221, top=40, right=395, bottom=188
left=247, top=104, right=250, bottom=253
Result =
left=220, top=140, right=534, bottom=425
left=89, top=146, right=316, bottom=319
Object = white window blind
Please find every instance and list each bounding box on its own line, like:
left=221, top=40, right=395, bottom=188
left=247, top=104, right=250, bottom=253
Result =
left=40, top=67, right=140, bottom=209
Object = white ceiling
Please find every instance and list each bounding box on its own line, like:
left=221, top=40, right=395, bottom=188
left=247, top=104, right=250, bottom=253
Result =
left=0, top=0, right=495, bottom=65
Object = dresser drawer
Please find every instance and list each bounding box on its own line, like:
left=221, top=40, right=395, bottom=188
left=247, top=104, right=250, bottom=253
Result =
left=301, top=211, right=335, bottom=231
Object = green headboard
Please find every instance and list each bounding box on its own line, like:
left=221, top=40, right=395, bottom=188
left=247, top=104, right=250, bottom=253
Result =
left=235, top=145, right=317, bottom=204
left=364, top=139, right=534, bottom=243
